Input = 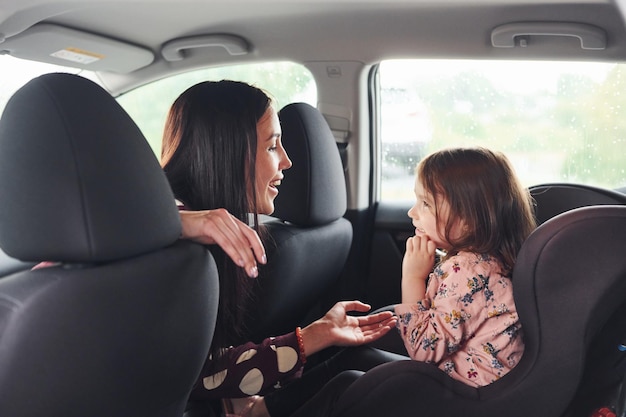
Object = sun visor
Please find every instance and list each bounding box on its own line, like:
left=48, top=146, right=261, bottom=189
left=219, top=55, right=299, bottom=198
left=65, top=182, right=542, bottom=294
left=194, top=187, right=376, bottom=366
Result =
left=0, top=23, right=154, bottom=73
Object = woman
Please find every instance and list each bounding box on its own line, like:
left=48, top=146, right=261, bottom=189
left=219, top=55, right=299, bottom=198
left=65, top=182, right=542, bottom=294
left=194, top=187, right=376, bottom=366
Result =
left=163, top=80, right=396, bottom=417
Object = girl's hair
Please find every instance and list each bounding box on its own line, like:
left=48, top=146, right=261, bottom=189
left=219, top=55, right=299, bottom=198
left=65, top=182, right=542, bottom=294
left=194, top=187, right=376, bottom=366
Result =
left=161, top=80, right=271, bottom=356
left=417, top=147, right=536, bottom=273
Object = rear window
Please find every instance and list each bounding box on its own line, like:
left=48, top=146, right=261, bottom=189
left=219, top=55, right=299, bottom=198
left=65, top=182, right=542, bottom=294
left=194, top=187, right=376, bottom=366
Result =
left=379, top=59, right=626, bottom=201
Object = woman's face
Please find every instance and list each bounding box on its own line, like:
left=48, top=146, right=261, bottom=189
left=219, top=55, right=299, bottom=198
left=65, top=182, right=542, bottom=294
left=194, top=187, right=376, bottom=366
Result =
left=253, top=106, right=292, bottom=214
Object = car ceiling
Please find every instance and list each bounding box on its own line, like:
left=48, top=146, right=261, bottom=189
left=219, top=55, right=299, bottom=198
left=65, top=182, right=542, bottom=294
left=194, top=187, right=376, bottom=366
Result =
left=2, top=0, right=626, bottom=95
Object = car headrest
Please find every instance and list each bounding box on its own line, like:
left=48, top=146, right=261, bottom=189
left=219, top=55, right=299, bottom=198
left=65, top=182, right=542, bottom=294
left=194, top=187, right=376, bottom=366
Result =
left=0, top=73, right=181, bottom=263
left=274, top=102, right=347, bottom=226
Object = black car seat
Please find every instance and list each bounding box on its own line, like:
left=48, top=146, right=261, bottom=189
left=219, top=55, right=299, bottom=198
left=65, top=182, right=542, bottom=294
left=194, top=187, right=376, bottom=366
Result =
left=326, top=205, right=626, bottom=417
left=530, top=182, right=626, bottom=224
left=0, top=73, right=220, bottom=417
left=241, top=102, right=353, bottom=343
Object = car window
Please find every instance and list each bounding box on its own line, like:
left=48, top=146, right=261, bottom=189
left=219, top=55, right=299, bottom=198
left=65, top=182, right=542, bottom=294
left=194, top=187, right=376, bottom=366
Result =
left=0, top=57, right=316, bottom=159
left=378, top=59, right=626, bottom=201
left=117, top=62, right=317, bottom=155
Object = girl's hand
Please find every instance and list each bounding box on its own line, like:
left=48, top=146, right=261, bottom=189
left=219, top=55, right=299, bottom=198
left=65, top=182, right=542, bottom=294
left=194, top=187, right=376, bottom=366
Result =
left=300, top=301, right=397, bottom=356
left=401, top=235, right=436, bottom=303
left=179, top=209, right=266, bottom=278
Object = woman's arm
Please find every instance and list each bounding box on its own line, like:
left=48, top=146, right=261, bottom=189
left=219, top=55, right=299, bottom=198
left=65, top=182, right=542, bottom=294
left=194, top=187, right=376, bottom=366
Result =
left=179, top=209, right=266, bottom=278
left=191, top=301, right=395, bottom=400
left=299, top=301, right=397, bottom=357
left=192, top=332, right=305, bottom=399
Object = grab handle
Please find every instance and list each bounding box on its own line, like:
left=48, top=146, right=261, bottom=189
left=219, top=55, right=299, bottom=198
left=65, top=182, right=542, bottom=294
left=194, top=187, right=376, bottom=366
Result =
left=491, top=22, right=606, bottom=50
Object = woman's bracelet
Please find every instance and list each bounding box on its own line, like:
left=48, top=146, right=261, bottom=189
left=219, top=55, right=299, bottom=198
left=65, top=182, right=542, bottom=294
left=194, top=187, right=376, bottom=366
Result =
left=295, top=326, right=307, bottom=364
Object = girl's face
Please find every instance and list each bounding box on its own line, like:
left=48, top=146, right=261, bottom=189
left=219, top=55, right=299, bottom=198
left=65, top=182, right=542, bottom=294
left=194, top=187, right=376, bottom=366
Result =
left=407, top=177, right=463, bottom=250
left=253, top=106, right=292, bottom=215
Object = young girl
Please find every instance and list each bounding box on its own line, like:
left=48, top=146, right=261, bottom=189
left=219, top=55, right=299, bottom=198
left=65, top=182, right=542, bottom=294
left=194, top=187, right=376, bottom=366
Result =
left=395, top=147, right=536, bottom=387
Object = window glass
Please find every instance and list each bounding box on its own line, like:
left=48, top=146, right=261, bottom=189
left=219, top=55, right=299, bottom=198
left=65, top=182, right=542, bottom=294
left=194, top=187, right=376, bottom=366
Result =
left=117, top=62, right=317, bottom=155
left=379, top=59, right=626, bottom=201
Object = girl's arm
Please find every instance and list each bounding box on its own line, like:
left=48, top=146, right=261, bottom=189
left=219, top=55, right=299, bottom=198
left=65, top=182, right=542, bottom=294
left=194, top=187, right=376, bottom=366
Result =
left=395, top=256, right=471, bottom=364
left=401, top=235, right=436, bottom=303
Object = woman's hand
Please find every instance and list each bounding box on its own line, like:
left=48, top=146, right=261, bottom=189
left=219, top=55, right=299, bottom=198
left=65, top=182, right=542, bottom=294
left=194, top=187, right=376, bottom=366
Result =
left=401, top=235, right=436, bottom=303
left=179, top=209, right=266, bottom=278
left=300, top=301, right=397, bottom=356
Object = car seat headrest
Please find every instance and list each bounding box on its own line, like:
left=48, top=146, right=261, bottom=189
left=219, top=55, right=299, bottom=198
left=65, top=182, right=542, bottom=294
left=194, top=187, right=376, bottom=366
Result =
left=0, top=73, right=181, bottom=263
left=274, top=102, right=347, bottom=226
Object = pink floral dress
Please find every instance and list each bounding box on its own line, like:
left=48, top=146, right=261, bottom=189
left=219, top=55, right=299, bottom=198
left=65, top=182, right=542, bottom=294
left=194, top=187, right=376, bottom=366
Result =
left=395, top=251, right=524, bottom=387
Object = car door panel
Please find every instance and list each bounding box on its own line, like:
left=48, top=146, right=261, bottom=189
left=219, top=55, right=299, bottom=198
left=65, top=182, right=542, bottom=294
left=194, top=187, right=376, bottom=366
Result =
left=364, top=201, right=413, bottom=310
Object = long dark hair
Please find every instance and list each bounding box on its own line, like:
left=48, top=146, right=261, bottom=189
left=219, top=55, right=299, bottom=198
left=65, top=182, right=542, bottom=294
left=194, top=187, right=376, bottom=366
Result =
left=417, top=147, right=536, bottom=273
left=161, top=80, right=271, bottom=357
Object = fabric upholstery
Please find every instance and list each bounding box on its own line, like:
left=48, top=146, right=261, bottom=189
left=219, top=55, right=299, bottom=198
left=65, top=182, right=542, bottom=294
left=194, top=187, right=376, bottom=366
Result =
left=0, top=73, right=219, bottom=417
left=0, top=73, right=181, bottom=263
left=273, top=102, right=347, bottom=227
left=240, top=103, right=352, bottom=342
left=329, top=205, right=626, bottom=417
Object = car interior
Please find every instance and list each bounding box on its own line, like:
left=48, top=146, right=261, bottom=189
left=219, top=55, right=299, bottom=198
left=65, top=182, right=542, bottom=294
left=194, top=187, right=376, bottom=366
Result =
left=2, top=1, right=626, bottom=416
